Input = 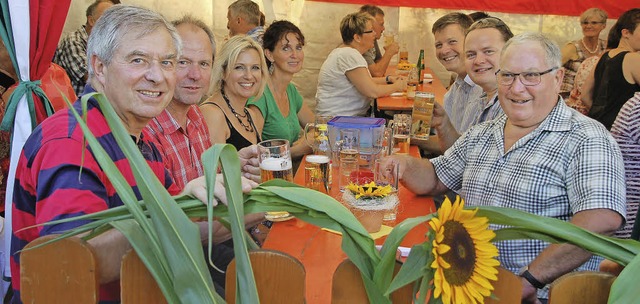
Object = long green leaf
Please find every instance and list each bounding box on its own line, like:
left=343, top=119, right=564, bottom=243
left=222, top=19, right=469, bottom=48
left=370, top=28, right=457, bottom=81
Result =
left=202, top=145, right=259, bottom=304
left=110, top=220, right=180, bottom=303
left=609, top=252, right=640, bottom=303
left=475, top=206, right=640, bottom=264
left=93, top=93, right=216, bottom=302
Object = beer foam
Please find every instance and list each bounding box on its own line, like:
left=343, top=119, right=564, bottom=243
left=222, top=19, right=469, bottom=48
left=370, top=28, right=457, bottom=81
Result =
left=306, top=155, right=330, bottom=164
left=260, top=157, right=292, bottom=170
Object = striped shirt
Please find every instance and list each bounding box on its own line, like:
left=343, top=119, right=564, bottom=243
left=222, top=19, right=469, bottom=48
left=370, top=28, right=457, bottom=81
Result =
left=611, top=92, right=640, bottom=239
left=459, top=92, right=505, bottom=133
left=432, top=100, right=626, bottom=298
left=10, top=86, right=179, bottom=303
left=144, top=106, right=211, bottom=190
left=443, top=75, right=484, bottom=133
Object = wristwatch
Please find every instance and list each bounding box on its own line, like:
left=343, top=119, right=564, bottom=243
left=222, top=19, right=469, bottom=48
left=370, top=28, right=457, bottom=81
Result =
left=518, top=266, right=546, bottom=289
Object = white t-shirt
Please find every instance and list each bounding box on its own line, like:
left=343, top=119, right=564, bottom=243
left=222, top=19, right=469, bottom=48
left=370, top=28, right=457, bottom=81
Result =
left=315, top=47, right=371, bottom=116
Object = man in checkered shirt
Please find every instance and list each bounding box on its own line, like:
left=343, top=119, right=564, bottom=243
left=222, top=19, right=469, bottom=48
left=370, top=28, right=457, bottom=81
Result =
left=53, top=0, right=114, bottom=96
left=387, top=32, right=625, bottom=304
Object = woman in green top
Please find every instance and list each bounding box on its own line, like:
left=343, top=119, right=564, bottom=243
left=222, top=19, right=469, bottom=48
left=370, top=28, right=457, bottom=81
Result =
left=249, top=20, right=315, bottom=160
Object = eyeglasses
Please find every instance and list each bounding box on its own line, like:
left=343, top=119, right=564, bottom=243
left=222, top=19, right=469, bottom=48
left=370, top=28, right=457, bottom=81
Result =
left=362, top=30, right=375, bottom=34
left=495, top=67, right=559, bottom=86
left=581, top=21, right=605, bottom=26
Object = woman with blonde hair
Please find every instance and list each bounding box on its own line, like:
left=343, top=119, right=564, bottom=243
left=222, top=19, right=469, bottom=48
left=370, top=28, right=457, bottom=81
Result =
left=315, top=12, right=406, bottom=117
left=201, top=35, right=269, bottom=149
left=560, top=8, right=608, bottom=97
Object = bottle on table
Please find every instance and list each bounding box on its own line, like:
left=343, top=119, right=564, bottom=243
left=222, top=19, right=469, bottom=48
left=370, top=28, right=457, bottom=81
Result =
left=399, top=43, right=409, bottom=63
left=416, top=49, right=425, bottom=83
left=407, top=64, right=418, bottom=100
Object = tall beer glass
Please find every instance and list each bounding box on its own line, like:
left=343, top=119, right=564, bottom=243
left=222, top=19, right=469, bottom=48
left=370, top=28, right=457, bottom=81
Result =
left=305, top=154, right=331, bottom=194
left=258, top=139, right=293, bottom=221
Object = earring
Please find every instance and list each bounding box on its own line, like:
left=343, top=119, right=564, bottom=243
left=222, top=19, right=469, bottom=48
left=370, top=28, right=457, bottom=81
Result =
left=268, top=62, right=275, bottom=74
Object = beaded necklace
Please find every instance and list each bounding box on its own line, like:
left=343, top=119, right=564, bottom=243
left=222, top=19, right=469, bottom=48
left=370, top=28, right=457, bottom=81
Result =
left=581, top=38, right=599, bottom=54
left=221, top=87, right=254, bottom=132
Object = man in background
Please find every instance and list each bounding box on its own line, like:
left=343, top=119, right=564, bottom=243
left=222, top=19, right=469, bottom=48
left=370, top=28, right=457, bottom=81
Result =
left=53, top=0, right=116, bottom=96
left=227, top=0, right=264, bottom=44
left=358, top=4, right=399, bottom=77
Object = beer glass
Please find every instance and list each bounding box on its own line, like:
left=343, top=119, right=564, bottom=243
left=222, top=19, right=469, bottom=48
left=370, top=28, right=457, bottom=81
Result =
left=258, top=139, right=293, bottom=221
left=411, top=92, right=435, bottom=140
left=336, top=128, right=360, bottom=163
left=304, top=154, right=331, bottom=194
left=392, top=114, right=411, bottom=154
left=339, top=157, right=359, bottom=192
left=374, top=159, right=399, bottom=222
left=304, top=115, right=333, bottom=152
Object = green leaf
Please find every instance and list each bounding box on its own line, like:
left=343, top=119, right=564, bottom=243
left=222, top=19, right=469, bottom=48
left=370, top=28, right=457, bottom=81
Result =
left=387, top=243, right=429, bottom=295
left=609, top=252, right=640, bottom=303
left=202, top=145, right=259, bottom=304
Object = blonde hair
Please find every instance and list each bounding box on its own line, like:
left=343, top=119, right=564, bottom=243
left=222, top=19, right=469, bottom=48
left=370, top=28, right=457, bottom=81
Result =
left=580, top=8, right=608, bottom=23
left=209, top=35, right=268, bottom=98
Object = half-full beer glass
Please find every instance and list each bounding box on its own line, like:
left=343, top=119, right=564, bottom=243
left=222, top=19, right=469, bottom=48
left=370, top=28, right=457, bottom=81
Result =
left=258, top=139, right=293, bottom=220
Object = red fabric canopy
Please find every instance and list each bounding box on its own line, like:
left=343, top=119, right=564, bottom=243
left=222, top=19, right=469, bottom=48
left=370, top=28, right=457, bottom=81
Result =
left=309, top=0, right=636, bottom=19
left=29, top=0, right=71, bottom=123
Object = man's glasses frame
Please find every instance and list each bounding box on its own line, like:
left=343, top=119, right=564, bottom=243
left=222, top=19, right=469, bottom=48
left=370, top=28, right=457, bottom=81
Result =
left=495, top=67, right=559, bottom=86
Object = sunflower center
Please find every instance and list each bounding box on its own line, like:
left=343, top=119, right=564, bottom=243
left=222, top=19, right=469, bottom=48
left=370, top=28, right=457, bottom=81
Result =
left=441, top=220, right=476, bottom=286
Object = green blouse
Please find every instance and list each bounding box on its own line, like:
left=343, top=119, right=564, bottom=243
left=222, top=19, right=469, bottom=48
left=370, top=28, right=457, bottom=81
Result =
left=249, top=83, right=303, bottom=145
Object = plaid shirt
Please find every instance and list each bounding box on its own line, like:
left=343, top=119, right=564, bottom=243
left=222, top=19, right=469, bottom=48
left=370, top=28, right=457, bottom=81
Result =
left=443, top=76, right=484, bottom=133
left=53, top=26, right=88, bottom=96
left=144, top=106, right=211, bottom=190
left=459, top=92, right=505, bottom=133
left=432, top=100, right=626, bottom=298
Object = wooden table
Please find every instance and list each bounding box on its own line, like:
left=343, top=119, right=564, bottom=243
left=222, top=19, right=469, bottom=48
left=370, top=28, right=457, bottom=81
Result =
left=262, top=146, right=435, bottom=304
left=377, top=68, right=448, bottom=111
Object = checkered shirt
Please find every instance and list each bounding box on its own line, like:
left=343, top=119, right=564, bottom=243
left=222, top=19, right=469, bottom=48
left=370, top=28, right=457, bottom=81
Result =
left=144, top=106, right=211, bottom=190
left=53, top=26, right=88, bottom=96
left=431, top=100, right=626, bottom=298
left=443, top=76, right=484, bottom=133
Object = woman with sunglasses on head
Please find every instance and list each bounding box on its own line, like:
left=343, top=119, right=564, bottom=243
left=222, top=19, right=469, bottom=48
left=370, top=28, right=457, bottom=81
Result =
left=248, top=20, right=314, bottom=161
left=560, top=8, right=608, bottom=97
left=315, top=12, right=406, bottom=117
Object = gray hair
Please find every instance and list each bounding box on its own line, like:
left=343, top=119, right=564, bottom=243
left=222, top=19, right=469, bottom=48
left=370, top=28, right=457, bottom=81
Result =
left=172, top=15, right=216, bottom=59
left=502, top=32, right=562, bottom=68
left=229, top=0, right=261, bottom=27
left=86, top=5, right=182, bottom=79
left=580, top=8, right=608, bottom=23
left=209, top=35, right=268, bottom=98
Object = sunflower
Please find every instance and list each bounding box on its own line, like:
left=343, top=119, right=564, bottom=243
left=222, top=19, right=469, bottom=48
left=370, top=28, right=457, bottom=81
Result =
left=345, top=181, right=393, bottom=199
left=429, top=196, right=500, bottom=304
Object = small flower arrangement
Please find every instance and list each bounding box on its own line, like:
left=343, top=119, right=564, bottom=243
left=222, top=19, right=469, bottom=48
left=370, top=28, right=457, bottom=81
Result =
left=343, top=181, right=399, bottom=233
left=345, top=181, right=393, bottom=199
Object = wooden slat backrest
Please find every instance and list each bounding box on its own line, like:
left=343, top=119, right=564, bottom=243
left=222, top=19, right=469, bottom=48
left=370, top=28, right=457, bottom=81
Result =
left=20, top=235, right=99, bottom=303
left=485, top=266, right=523, bottom=304
left=226, top=250, right=306, bottom=304
left=331, top=259, right=414, bottom=304
left=548, top=271, right=616, bottom=304
left=120, top=249, right=167, bottom=304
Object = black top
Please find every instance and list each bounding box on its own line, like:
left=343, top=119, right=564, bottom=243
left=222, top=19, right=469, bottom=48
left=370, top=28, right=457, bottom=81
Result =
left=202, top=102, right=261, bottom=150
left=588, top=51, right=640, bottom=129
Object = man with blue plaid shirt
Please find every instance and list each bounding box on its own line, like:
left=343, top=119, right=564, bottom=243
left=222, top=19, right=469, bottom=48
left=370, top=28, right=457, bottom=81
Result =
left=387, top=32, right=625, bottom=304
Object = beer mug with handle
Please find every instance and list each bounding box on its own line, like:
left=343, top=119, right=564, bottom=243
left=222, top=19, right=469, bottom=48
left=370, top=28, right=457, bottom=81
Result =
left=304, top=115, right=333, bottom=152
left=258, top=139, right=294, bottom=221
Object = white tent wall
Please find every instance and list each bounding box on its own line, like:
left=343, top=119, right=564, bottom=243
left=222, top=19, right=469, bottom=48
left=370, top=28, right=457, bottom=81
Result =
left=62, top=0, right=615, bottom=111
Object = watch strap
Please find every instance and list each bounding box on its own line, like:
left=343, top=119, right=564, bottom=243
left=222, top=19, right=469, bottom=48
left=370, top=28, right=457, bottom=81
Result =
left=521, top=269, right=546, bottom=289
